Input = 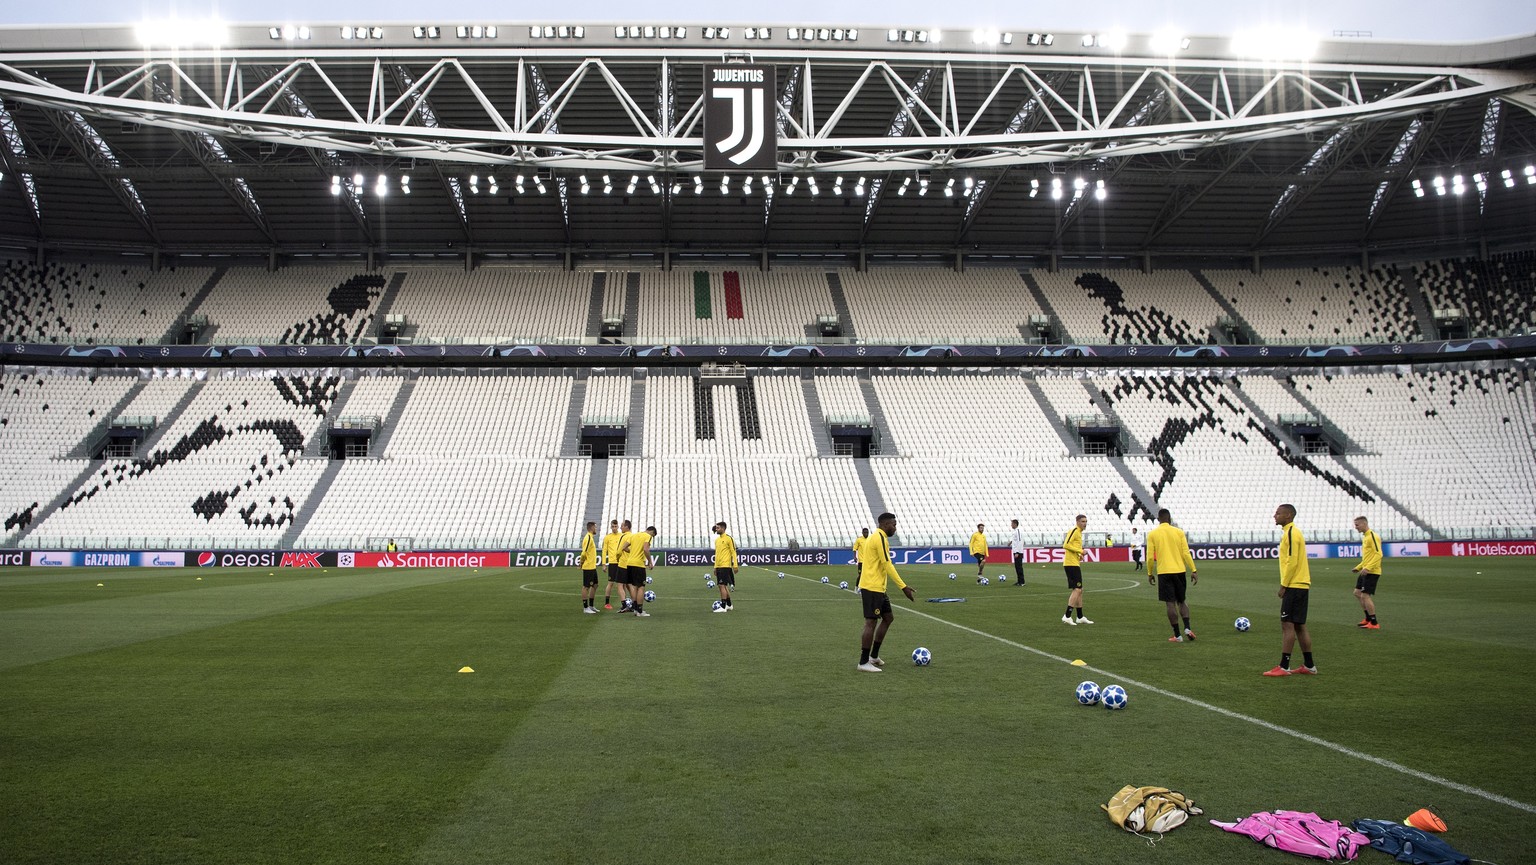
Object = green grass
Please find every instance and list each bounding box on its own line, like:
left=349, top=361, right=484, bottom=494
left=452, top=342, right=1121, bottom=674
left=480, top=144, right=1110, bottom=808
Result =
left=2, top=557, right=1532, bottom=864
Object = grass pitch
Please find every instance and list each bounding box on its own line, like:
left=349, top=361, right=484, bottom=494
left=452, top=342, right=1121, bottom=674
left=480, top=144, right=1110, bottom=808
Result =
left=2, top=557, right=1532, bottom=864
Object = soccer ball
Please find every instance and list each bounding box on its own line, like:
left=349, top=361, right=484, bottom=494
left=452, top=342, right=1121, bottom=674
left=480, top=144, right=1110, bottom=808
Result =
left=912, top=647, right=932, bottom=666
left=703, top=572, right=711, bottom=579
left=821, top=576, right=830, bottom=584
left=706, top=580, right=715, bottom=588
left=643, top=590, right=656, bottom=602
left=1102, top=684, right=1129, bottom=710
left=777, top=571, right=785, bottom=578
left=979, top=577, right=989, bottom=585
left=645, top=575, right=653, bottom=584
left=711, top=600, right=725, bottom=612
left=838, top=580, right=849, bottom=590
left=1075, top=681, right=1101, bottom=705
left=949, top=573, right=957, bottom=580
left=1235, top=616, right=1251, bottom=632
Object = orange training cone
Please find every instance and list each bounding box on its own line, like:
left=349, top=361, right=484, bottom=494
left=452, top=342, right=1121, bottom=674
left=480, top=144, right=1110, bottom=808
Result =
left=1405, top=809, right=1447, bottom=833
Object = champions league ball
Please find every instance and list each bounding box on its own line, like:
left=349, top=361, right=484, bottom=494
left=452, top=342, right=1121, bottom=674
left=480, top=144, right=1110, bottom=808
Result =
left=838, top=580, right=849, bottom=590
left=979, top=577, right=989, bottom=585
left=912, top=647, right=932, bottom=666
left=645, top=575, right=653, bottom=584
left=821, top=576, right=830, bottom=584
left=711, top=600, right=725, bottom=612
left=1101, top=684, right=1129, bottom=710
left=777, top=571, right=785, bottom=578
left=1075, top=681, right=1101, bottom=705
left=706, top=580, right=715, bottom=588
left=1235, top=616, right=1252, bottom=632
left=643, top=590, right=656, bottom=602
left=949, top=573, right=957, bottom=580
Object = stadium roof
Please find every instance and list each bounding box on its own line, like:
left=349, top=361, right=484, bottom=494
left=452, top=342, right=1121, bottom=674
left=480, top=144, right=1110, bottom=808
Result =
left=0, top=22, right=1534, bottom=264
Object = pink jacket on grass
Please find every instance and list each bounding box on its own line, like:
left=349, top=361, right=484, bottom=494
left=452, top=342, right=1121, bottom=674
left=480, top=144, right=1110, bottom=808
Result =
left=1211, top=810, right=1372, bottom=861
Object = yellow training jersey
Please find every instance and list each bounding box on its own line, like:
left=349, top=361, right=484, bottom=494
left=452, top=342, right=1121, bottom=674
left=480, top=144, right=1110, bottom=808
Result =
left=853, top=535, right=867, bottom=564
left=1145, top=523, right=1196, bottom=576
left=1063, top=525, right=1084, bottom=568
left=616, top=532, right=638, bottom=567
left=1357, top=530, right=1382, bottom=574
left=579, top=531, right=597, bottom=569
left=602, top=531, right=621, bottom=566
left=858, top=528, right=909, bottom=594
left=969, top=531, right=988, bottom=556
left=1279, top=523, right=1311, bottom=589
left=629, top=532, right=653, bottom=568
left=714, top=532, right=739, bottom=569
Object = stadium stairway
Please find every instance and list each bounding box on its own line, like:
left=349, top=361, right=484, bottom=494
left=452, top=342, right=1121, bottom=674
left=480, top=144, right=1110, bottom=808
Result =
left=279, top=459, right=345, bottom=548
left=1018, top=270, right=1070, bottom=341
left=584, top=272, right=607, bottom=339
left=854, top=458, right=886, bottom=517
left=136, top=382, right=206, bottom=455
left=559, top=371, right=589, bottom=457
left=581, top=458, right=609, bottom=524
left=9, top=461, right=102, bottom=548
left=1392, top=264, right=1441, bottom=339
left=622, top=273, right=641, bottom=339
left=160, top=268, right=226, bottom=343
left=67, top=380, right=147, bottom=458
left=800, top=371, right=835, bottom=456
left=301, top=379, right=359, bottom=458
left=626, top=369, right=647, bottom=456
left=823, top=272, right=858, bottom=340
left=368, top=374, right=417, bottom=456
left=856, top=372, right=898, bottom=455
left=1022, top=378, right=1082, bottom=455
left=367, top=272, right=408, bottom=339
left=1190, top=270, right=1259, bottom=343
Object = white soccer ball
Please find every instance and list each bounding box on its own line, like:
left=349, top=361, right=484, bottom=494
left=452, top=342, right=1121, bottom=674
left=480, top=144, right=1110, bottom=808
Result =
left=1075, top=681, right=1101, bottom=705
left=704, top=572, right=711, bottom=579
left=821, top=576, right=830, bottom=584
left=711, top=600, right=725, bottom=612
left=777, top=571, right=785, bottom=578
left=949, top=573, right=957, bottom=580
left=645, top=575, right=653, bottom=584
left=979, top=577, right=989, bottom=585
left=1101, top=684, right=1129, bottom=710
left=1235, top=616, right=1252, bottom=632
left=838, top=580, right=849, bottom=590
left=912, top=646, right=932, bottom=666
left=706, top=580, right=715, bottom=588
left=643, top=590, right=656, bottom=602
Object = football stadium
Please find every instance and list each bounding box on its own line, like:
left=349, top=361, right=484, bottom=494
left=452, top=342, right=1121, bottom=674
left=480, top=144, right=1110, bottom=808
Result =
left=1, top=12, right=1534, bottom=865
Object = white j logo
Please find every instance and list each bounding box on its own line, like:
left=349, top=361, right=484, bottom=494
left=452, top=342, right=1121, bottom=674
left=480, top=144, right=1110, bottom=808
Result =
left=712, top=86, right=767, bottom=166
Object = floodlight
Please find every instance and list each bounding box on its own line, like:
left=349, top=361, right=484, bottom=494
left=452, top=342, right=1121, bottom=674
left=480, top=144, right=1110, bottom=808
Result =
left=788, top=28, right=801, bottom=40
left=530, top=26, right=542, bottom=39
left=833, top=176, right=844, bottom=194
left=1081, top=34, right=1095, bottom=47
left=1098, top=31, right=1127, bottom=51
left=1051, top=177, right=1063, bottom=200
left=487, top=26, right=498, bottom=38
left=1041, top=34, right=1053, bottom=45
left=614, top=26, right=627, bottom=38
left=1094, top=179, right=1107, bottom=200
left=1149, top=29, right=1187, bottom=55
left=945, top=178, right=955, bottom=197
left=808, top=177, right=820, bottom=196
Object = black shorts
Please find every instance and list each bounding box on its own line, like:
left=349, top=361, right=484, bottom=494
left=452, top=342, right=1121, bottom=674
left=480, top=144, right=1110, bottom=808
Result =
left=626, top=565, right=647, bottom=587
left=1280, top=587, right=1310, bottom=625
left=973, top=552, right=987, bottom=564
left=861, top=589, right=893, bottom=620
left=1132, top=549, right=1143, bottom=562
left=1354, top=572, right=1380, bottom=594
left=582, top=568, right=598, bottom=587
left=715, top=567, right=735, bottom=586
left=1064, top=566, right=1083, bottom=590
left=607, top=563, right=622, bottom=582
left=1156, top=573, right=1188, bottom=604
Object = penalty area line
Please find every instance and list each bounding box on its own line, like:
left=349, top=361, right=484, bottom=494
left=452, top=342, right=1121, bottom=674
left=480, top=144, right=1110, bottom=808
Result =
left=764, top=567, right=1536, bottom=816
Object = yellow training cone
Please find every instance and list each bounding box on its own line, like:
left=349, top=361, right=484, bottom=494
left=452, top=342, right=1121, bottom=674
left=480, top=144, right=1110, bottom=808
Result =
left=1071, top=659, right=1087, bottom=666
left=96, top=583, right=105, bottom=587
left=458, top=666, right=475, bottom=673
left=196, top=577, right=202, bottom=581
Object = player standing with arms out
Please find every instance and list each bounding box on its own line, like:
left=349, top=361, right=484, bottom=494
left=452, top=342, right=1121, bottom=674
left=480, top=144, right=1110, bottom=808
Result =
left=1352, top=516, right=1382, bottom=629
left=1264, top=504, right=1317, bottom=676
left=852, top=527, right=870, bottom=585
left=1010, top=519, right=1026, bottom=586
left=579, top=521, right=600, bottom=614
left=856, top=512, right=917, bottom=672
left=1129, top=527, right=1144, bottom=572
left=713, top=521, right=739, bottom=611
left=970, top=523, right=989, bottom=583
left=1061, top=515, right=1093, bottom=625
left=601, top=520, right=623, bottom=610
left=1145, top=509, right=1198, bottom=642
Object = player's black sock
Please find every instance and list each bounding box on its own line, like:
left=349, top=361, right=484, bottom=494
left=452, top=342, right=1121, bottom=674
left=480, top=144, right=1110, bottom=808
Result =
left=1367, top=613, right=1377, bottom=624
left=1280, top=652, right=1292, bottom=670
left=1182, top=616, right=1191, bottom=631
left=1075, top=607, right=1084, bottom=619
left=1302, top=652, right=1314, bottom=669
left=870, top=640, right=882, bottom=659
left=860, top=648, right=871, bottom=664
left=1065, top=605, right=1073, bottom=618
left=1172, top=624, right=1182, bottom=637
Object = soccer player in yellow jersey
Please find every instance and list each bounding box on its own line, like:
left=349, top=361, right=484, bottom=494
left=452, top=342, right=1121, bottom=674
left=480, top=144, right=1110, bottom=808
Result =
left=856, top=512, right=916, bottom=672
left=601, top=520, right=622, bottom=610
left=1352, top=516, right=1383, bottom=629
left=619, top=524, right=656, bottom=617
left=1146, top=509, right=1198, bottom=642
left=1264, top=503, right=1316, bottom=676
left=579, top=521, right=600, bottom=614
left=852, top=527, right=870, bottom=584
left=713, top=521, right=739, bottom=611
left=1061, top=515, right=1093, bottom=625
left=969, top=523, right=989, bottom=583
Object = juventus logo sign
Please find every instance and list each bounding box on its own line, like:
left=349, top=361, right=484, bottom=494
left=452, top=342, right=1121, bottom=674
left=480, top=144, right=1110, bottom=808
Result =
left=704, top=64, right=777, bottom=171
